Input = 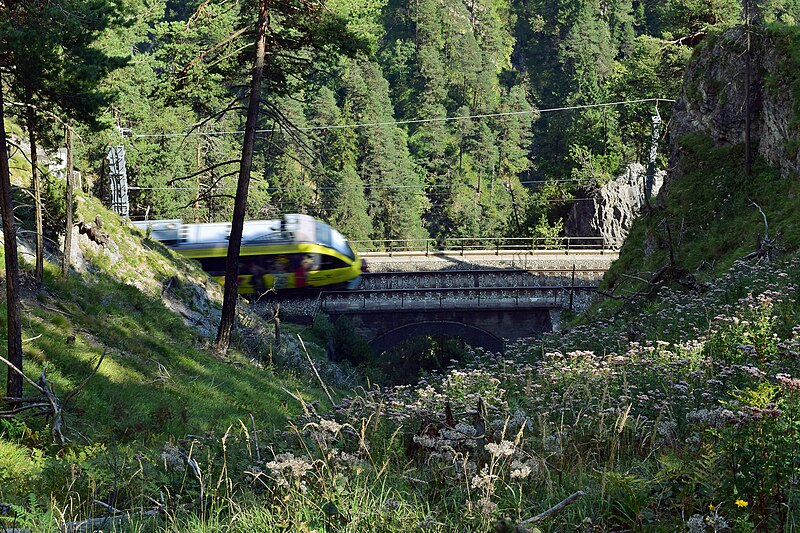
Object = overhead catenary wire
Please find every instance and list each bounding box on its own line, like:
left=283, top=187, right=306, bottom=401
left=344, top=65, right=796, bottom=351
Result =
left=126, top=98, right=677, bottom=139
left=127, top=177, right=601, bottom=192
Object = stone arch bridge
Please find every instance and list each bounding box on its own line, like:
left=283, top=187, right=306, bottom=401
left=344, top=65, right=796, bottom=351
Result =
left=276, top=250, right=616, bottom=356
left=314, top=268, right=604, bottom=356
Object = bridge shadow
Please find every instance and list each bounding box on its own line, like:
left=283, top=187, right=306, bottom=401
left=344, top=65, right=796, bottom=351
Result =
left=369, top=320, right=504, bottom=357
left=425, top=252, right=507, bottom=271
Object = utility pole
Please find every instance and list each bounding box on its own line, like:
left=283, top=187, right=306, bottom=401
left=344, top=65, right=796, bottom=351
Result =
left=744, top=0, right=753, bottom=177
left=108, top=123, right=130, bottom=217
left=195, top=141, right=202, bottom=222
left=645, top=110, right=662, bottom=204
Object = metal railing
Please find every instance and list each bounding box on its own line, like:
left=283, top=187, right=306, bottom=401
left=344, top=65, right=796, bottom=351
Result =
left=350, top=236, right=613, bottom=255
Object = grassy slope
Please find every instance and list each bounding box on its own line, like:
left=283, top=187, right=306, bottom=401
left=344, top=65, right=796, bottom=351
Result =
left=602, top=136, right=800, bottom=306
left=0, top=192, right=333, bottom=503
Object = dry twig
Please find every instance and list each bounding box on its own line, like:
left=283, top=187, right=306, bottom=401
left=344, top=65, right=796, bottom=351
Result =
left=0, top=350, right=106, bottom=444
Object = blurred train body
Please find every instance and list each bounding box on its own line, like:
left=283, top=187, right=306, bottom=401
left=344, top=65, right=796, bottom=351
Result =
left=133, top=214, right=363, bottom=294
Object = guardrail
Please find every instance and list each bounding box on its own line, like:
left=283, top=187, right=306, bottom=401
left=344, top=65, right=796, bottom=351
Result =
left=350, top=236, right=614, bottom=255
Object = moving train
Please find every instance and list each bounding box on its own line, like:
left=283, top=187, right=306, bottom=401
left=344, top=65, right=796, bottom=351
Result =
left=133, top=214, right=364, bottom=294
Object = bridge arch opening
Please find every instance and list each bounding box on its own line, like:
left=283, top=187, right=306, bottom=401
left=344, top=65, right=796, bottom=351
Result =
left=369, top=321, right=504, bottom=358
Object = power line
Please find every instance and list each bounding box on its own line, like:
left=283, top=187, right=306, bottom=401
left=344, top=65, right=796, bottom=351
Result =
left=127, top=98, right=676, bottom=139
left=128, top=177, right=598, bottom=192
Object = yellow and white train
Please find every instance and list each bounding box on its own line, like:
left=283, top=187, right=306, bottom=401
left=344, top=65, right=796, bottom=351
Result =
left=134, top=214, right=364, bottom=294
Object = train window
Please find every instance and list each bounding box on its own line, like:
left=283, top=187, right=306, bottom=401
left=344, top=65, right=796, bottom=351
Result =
left=197, top=256, right=227, bottom=276
left=315, top=222, right=355, bottom=260
left=241, top=254, right=272, bottom=271
left=319, top=255, right=348, bottom=270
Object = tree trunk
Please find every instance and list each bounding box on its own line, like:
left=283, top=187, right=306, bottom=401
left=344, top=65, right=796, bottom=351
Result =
left=25, top=90, right=44, bottom=286
left=62, top=124, right=74, bottom=277
left=215, top=0, right=268, bottom=352
left=194, top=140, right=201, bottom=222
left=0, top=76, right=25, bottom=402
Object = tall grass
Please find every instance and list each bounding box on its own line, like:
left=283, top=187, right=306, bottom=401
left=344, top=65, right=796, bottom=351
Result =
left=4, top=257, right=795, bottom=531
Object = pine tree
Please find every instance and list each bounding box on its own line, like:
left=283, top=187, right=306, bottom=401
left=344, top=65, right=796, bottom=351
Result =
left=0, top=0, right=124, bottom=401
left=343, top=61, right=428, bottom=242
left=306, top=88, right=373, bottom=241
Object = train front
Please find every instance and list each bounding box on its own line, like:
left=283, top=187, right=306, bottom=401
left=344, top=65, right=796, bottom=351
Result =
left=311, top=218, right=364, bottom=290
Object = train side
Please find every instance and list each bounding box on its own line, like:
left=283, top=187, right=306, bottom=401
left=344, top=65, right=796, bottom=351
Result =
left=134, top=214, right=363, bottom=294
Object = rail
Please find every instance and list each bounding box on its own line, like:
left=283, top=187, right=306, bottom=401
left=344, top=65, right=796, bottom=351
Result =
left=350, top=236, right=612, bottom=255
left=362, top=267, right=609, bottom=277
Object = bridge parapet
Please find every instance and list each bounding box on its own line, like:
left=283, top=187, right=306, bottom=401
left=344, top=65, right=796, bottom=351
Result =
left=360, top=250, right=617, bottom=273
left=269, top=267, right=606, bottom=356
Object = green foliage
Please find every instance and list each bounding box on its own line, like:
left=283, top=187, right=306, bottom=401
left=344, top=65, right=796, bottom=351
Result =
left=342, top=60, right=429, bottom=241
left=41, top=173, right=68, bottom=241
left=0, top=0, right=127, bottom=129
left=332, top=316, right=371, bottom=365
left=605, top=132, right=800, bottom=294
left=529, top=213, right=564, bottom=247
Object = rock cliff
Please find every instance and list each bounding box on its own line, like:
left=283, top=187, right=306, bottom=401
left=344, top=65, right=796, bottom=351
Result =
left=669, top=27, right=800, bottom=182
left=566, top=26, right=799, bottom=249
left=565, top=163, right=664, bottom=248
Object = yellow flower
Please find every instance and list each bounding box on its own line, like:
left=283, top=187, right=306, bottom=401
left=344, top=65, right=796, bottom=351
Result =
left=708, top=503, right=716, bottom=511
left=735, top=499, right=749, bottom=508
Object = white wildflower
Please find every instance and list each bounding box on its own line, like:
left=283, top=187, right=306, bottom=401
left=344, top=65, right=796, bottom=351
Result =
left=485, top=440, right=515, bottom=458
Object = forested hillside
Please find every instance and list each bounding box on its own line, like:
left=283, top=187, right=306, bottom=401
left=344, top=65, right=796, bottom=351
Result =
left=31, top=0, right=791, bottom=246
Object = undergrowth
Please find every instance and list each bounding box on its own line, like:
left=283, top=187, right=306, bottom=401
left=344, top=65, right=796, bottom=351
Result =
left=3, top=253, right=798, bottom=532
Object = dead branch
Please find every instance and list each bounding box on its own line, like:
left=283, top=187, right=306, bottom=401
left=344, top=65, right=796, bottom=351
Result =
left=179, top=192, right=236, bottom=209
left=297, top=334, right=335, bottom=408
left=596, top=290, right=633, bottom=301
left=62, top=351, right=106, bottom=409
left=520, top=490, right=587, bottom=524
left=743, top=200, right=778, bottom=262
left=182, top=97, right=246, bottom=140
left=0, top=350, right=106, bottom=444
left=0, top=507, right=162, bottom=533
left=180, top=27, right=252, bottom=77
left=492, top=492, right=587, bottom=532
left=166, top=159, right=239, bottom=185
left=250, top=413, right=261, bottom=462
left=752, top=200, right=769, bottom=242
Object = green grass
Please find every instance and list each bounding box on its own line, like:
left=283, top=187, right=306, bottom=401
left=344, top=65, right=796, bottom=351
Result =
left=603, top=133, right=800, bottom=297
left=0, top=195, right=337, bottom=517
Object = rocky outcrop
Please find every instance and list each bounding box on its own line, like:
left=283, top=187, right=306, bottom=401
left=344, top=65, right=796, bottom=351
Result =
left=565, top=163, right=664, bottom=248
left=669, top=27, right=800, bottom=182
